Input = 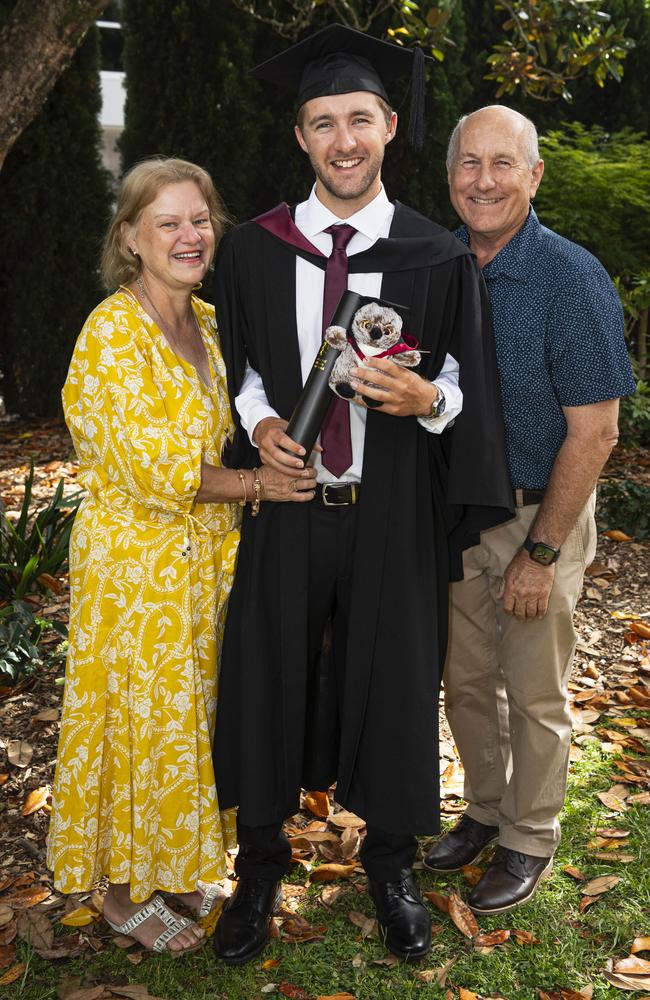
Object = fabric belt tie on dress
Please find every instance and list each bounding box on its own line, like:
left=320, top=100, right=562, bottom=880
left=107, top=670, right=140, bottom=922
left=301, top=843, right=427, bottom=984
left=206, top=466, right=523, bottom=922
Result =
left=314, top=482, right=361, bottom=507
left=513, top=487, right=545, bottom=508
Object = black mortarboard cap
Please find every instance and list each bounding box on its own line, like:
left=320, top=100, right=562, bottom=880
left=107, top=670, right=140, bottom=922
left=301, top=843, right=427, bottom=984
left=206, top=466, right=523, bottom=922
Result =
left=251, top=23, right=429, bottom=148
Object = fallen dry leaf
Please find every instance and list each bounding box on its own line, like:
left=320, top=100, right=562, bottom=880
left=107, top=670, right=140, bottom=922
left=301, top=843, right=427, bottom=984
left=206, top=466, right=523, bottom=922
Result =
left=603, top=530, right=634, bottom=542
left=0, top=946, right=16, bottom=971
left=415, top=957, right=457, bottom=987
left=21, top=786, right=51, bottom=817
left=261, top=958, right=280, bottom=969
left=0, top=775, right=8, bottom=786
left=563, top=865, right=586, bottom=881
left=315, top=995, right=357, bottom=1000
left=60, top=905, right=100, bottom=927
left=424, top=890, right=449, bottom=913
left=320, top=885, right=346, bottom=906
left=32, top=708, right=59, bottom=723
left=0, top=905, right=14, bottom=928
left=309, top=863, right=357, bottom=883
left=628, top=791, right=650, bottom=805
left=347, top=910, right=376, bottom=938
left=614, top=956, right=650, bottom=975
left=631, top=937, right=650, bottom=954
left=630, top=621, right=650, bottom=639
left=36, top=932, right=88, bottom=960
left=303, top=791, right=330, bottom=819
left=512, top=928, right=540, bottom=944
left=448, top=891, right=479, bottom=939
left=603, top=970, right=650, bottom=991
left=16, top=909, right=53, bottom=949
left=581, top=875, right=621, bottom=896
left=579, top=896, right=600, bottom=913
left=595, top=827, right=630, bottom=838
left=0, top=962, right=26, bottom=985
left=4, top=886, right=51, bottom=909
left=459, top=991, right=480, bottom=1000
left=277, top=984, right=309, bottom=1000
left=474, top=929, right=511, bottom=947
left=0, top=925, right=16, bottom=948
left=7, top=739, right=33, bottom=767
left=370, top=954, right=400, bottom=967
left=597, top=790, right=628, bottom=812
left=462, top=864, right=484, bottom=886
left=590, top=852, right=634, bottom=863
left=280, top=914, right=326, bottom=943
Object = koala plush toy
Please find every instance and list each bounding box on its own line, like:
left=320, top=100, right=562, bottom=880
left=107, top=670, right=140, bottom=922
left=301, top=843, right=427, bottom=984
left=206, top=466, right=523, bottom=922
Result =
left=324, top=301, right=421, bottom=407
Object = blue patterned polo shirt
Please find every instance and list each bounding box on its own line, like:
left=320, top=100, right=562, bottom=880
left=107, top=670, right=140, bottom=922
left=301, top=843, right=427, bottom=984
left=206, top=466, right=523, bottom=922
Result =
left=455, top=209, right=636, bottom=489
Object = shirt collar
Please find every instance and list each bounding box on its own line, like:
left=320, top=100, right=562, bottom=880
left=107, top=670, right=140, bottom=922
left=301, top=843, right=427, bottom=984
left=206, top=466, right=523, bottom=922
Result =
left=456, top=207, right=540, bottom=280
left=302, top=184, right=392, bottom=242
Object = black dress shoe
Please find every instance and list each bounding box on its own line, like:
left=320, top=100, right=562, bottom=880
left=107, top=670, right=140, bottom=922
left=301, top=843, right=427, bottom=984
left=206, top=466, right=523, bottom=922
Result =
left=422, top=814, right=499, bottom=873
left=468, top=847, right=552, bottom=915
left=212, top=877, right=281, bottom=965
left=368, top=875, right=431, bottom=962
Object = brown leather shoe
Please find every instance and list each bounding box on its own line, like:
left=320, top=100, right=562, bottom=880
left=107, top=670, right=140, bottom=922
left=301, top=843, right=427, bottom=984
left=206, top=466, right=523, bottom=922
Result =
left=468, top=847, right=552, bottom=915
left=422, top=814, right=499, bottom=873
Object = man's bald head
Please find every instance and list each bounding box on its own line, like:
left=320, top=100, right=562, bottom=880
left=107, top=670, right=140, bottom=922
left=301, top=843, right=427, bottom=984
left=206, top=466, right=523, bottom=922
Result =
left=447, top=106, right=539, bottom=170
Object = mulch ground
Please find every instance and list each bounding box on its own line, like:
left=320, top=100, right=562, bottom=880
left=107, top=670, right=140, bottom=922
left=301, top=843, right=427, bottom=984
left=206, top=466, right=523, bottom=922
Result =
left=0, top=416, right=648, bottom=992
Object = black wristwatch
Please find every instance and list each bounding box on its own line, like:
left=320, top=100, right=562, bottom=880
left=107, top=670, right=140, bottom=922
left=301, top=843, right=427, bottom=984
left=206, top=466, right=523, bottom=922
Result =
left=522, top=535, right=561, bottom=566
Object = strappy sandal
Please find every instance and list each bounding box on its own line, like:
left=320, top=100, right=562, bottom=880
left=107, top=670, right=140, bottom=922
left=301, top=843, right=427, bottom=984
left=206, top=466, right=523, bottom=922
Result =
left=162, top=881, right=224, bottom=919
left=196, top=881, right=223, bottom=918
left=104, top=893, right=204, bottom=955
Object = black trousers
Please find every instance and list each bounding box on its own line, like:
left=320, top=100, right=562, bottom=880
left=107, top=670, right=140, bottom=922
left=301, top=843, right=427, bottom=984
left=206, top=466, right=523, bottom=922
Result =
left=235, top=500, right=417, bottom=884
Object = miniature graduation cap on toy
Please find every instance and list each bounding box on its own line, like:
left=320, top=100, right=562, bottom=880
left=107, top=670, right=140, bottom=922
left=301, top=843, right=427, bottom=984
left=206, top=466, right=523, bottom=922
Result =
left=251, top=22, right=430, bottom=148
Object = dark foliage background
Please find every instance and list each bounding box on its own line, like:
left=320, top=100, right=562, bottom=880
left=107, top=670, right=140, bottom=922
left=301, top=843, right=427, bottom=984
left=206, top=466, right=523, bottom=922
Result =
left=0, top=18, right=110, bottom=417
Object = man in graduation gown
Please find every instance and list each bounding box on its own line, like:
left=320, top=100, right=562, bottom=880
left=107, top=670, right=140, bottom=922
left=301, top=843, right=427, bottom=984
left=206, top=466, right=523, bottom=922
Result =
left=211, top=23, right=513, bottom=965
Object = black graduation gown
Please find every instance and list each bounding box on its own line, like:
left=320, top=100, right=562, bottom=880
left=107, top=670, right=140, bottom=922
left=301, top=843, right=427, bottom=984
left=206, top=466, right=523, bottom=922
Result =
left=212, top=201, right=513, bottom=836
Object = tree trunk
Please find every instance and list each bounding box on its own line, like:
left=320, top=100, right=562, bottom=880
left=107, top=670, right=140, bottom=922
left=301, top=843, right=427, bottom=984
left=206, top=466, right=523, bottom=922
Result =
left=0, top=0, right=110, bottom=171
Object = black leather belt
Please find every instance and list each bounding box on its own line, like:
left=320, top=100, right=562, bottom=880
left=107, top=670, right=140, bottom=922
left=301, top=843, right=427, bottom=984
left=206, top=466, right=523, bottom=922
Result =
left=513, top=487, right=545, bottom=507
left=315, top=482, right=361, bottom=507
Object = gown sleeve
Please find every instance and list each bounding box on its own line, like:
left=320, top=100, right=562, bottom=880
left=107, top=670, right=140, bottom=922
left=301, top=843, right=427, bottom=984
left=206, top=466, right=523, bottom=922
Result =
left=62, top=301, right=203, bottom=515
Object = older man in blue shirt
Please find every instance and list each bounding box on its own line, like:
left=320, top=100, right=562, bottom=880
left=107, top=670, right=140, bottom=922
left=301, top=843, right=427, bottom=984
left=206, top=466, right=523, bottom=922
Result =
left=424, top=105, right=636, bottom=914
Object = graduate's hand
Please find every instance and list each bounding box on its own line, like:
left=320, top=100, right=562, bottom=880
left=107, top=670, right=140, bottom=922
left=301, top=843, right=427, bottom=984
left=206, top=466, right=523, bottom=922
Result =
left=498, top=548, right=556, bottom=621
left=349, top=357, right=438, bottom=417
left=259, top=464, right=317, bottom=503
left=253, top=416, right=308, bottom=473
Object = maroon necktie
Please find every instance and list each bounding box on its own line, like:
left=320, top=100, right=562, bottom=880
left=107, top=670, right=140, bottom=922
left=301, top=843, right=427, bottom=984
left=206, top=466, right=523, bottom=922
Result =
left=320, top=223, right=356, bottom=477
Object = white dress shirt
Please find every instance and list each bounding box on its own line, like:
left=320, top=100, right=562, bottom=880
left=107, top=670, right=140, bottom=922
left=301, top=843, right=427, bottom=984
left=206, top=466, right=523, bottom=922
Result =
left=235, top=185, right=463, bottom=484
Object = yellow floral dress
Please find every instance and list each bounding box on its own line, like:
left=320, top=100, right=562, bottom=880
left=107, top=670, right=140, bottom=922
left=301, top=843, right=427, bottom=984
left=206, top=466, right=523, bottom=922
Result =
left=47, top=290, right=239, bottom=903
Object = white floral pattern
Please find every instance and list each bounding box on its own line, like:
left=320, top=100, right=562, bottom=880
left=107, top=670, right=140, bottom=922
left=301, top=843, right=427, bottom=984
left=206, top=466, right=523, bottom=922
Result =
left=47, top=291, right=239, bottom=903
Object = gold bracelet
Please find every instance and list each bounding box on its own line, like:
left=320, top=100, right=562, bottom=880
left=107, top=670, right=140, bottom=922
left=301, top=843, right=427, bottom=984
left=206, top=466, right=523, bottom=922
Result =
left=237, top=471, right=247, bottom=507
left=258, top=466, right=266, bottom=499
left=251, top=467, right=262, bottom=517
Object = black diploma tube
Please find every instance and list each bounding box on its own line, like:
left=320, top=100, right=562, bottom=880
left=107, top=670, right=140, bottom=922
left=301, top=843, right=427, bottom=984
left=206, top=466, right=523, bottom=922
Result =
left=285, top=290, right=365, bottom=457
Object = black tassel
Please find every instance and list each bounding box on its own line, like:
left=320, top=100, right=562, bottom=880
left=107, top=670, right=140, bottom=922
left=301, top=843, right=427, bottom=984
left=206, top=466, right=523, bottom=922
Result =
left=408, top=46, right=426, bottom=149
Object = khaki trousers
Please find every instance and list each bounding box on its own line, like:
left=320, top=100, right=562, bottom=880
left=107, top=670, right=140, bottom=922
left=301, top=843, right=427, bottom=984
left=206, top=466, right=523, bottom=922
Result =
left=444, top=493, right=597, bottom=856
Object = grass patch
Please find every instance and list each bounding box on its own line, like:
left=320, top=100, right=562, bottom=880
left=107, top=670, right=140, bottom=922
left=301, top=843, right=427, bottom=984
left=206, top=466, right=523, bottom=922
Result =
left=6, top=741, right=649, bottom=1000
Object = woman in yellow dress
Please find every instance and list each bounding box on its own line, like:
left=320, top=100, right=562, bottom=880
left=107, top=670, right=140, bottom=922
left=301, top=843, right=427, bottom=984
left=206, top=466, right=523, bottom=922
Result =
left=47, top=158, right=316, bottom=955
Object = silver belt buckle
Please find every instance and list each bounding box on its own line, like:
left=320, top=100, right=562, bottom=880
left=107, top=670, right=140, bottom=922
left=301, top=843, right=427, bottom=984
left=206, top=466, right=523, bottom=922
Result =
left=322, top=484, right=341, bottom=507
left=321, top=483, right=359, bottom=506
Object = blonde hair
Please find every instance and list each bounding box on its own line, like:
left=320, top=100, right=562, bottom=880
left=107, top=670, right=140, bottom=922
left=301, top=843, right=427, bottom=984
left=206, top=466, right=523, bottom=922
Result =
left=101, top=157, right=230, bottom=289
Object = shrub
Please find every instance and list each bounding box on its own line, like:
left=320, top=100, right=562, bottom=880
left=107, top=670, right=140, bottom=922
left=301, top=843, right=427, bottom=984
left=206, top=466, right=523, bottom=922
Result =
left=619, top=378, right=650, bottom=449
left=535, top=124, right=650, bottom=280
left=0, top=601, right=67, bottom=687
left=597, top=478, right=650, bottom=541
left=0, top=462, right=81, bottom=602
